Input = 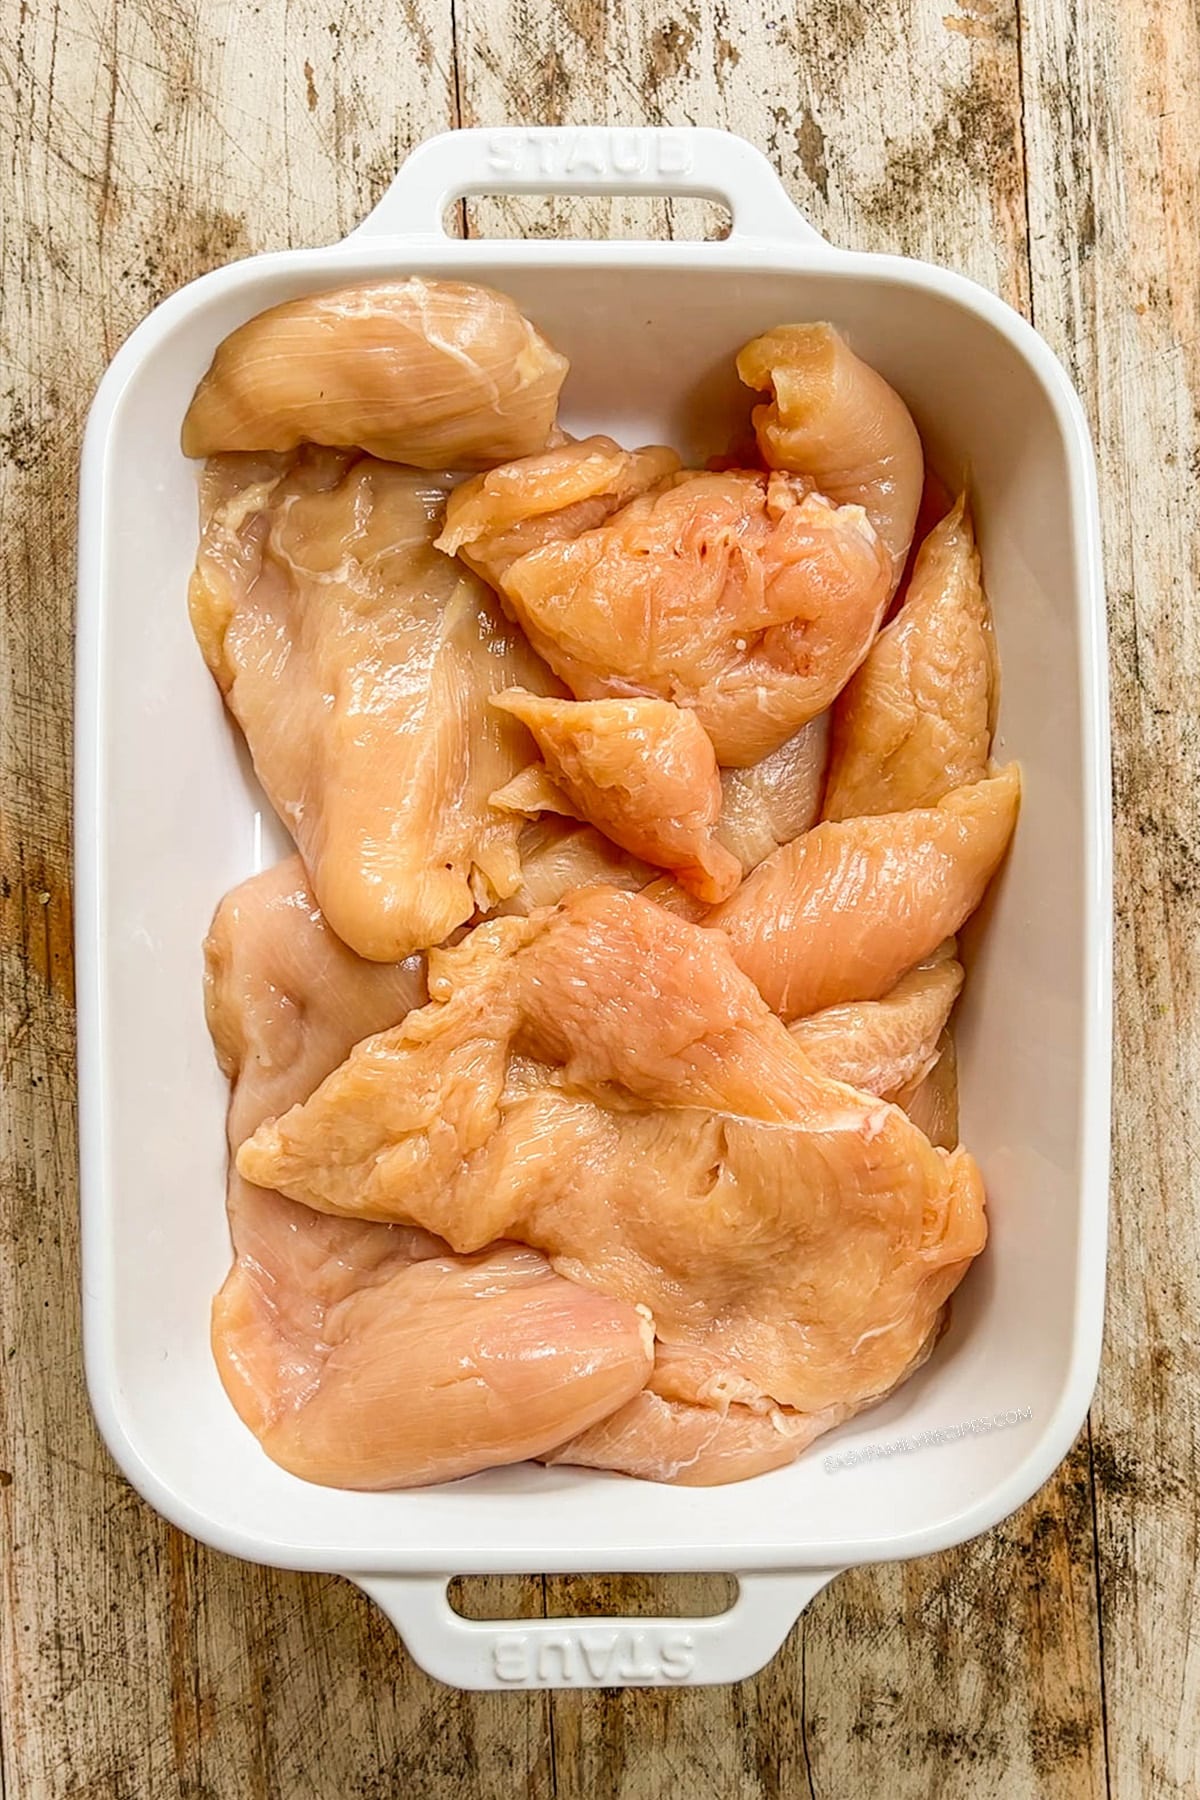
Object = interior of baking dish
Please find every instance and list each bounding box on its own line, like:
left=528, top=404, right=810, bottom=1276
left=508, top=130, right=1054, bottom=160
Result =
left=78, top=242, right=1108, bottom=1575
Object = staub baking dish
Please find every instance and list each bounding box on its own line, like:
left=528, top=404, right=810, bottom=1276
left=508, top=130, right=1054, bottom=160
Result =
left=76, top=127, right=1111, bottom=1690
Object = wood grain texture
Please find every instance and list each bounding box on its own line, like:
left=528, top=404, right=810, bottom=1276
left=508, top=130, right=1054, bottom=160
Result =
left=1, top=2, right=551, bottom=1796
left=1021, top=0, right=1200, bottom=1793
left=0, top=0, right=1186, bottom=1792
left=457, top=2, right=1104, bottom=1792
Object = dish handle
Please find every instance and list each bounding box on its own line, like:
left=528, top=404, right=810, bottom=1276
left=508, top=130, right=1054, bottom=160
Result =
left=345, top=126, right=826, bottom=247
left=351, top=1568, right=841, bottom=1690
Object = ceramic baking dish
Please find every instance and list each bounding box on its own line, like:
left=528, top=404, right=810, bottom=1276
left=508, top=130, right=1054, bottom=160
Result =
left=76, top=126, right=1111, bottom=1690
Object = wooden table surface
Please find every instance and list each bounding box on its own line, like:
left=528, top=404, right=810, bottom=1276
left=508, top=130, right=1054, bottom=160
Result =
left=1, top=0, right=1194, bottom=1794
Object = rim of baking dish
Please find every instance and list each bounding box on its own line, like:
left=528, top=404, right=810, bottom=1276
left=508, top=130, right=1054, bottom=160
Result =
left=75, top=235, right=1111, bottom=1575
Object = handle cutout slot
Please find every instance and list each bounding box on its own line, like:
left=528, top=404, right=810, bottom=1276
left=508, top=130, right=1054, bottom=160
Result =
left=441, top=194, right=733, bottom=242
left=447, top=1572, right=738, bottom=1620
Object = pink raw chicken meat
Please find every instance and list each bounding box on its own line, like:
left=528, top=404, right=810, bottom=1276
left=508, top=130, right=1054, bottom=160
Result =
left=205, top=858, right=652, bottom=1490
left=546, top=1323, right=945, bottom=1485
left=787, top=940, right=964, bottom=1099
left=737, top=322, right=924, bottom=592
left=709, top=766, right=1020, bottom=1020
left=237, top=887, right=988, bottom=1477
left=189, top=448, right=560, bottom=961
left=442, top=441, right=891, bottom=767
left=437, top=434, right=683, bottom=580
left=543, top=1385, right=852, bottom=1486
left=491, top=689, right=742, bottom=903
left=189, top=310, right=1013, bottom=1490
left=823, top=494, right=997, bottom=820
left=181, top=278, right=568, bottom=467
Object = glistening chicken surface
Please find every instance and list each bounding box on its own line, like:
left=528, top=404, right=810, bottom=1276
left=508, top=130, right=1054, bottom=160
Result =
left=182, top=286, right=1018, bottom=1488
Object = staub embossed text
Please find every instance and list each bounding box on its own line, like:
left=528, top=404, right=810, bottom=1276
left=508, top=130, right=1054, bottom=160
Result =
left=485, top=128, right=694, bottom=181
left=491, top=1627, right=697, bottom=1686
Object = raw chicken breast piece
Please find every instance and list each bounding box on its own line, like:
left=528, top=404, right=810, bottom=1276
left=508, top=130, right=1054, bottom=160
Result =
left=243, top=1243, right=655, bottom=1491
left=823, top=496, right=997, bottom=820
left=737, top=323, right=923, bottom=590
left=716, top=713, right=830, bottom=873
left=491, top=690, right=741, bottom=902
left=204, top=855, right=428, bottom=1162
left=894, top=1030, right=960, bottom=1149
left=547, top=1315, right=943, bottom=1485
left=238, top=887, right=988, bottom=1424
left=709, top=765, right=1020, bottom=1020
left=495, top=818, right=656, bottom=916
left=544, top=1386, right=848, bottom=1485
left=207, top=860, right=653, bottom=1489
left=206, top=855, right=431, bottom=1444
left=479, top=468, right=891, bottom=766
left=181, top=279, right=568, bottom=467
left=788, top=942, right=963, bottom=1097
left=189, top=449, right=560, bottom=961
left=437, top=434, right=682, bottom=581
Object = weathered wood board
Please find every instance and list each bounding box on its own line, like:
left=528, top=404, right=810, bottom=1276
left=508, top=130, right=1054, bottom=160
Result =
left=1, top=0, right=1190, bottom=1793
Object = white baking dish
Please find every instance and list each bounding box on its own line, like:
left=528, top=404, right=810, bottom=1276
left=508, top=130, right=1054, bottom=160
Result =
left=76, top=127, right=1111, bottom=1690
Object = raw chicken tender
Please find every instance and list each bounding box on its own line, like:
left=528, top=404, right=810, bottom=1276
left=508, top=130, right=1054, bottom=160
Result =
left=206, top=860, right=653, bottom=1489
left=716, top=713, right=830, bottom=873
left=709, top=765, right=1020, bottom=1019
left=491, top=690, right=741, bottom=902
left=894, top=1031, right=960, bottom=1149
left=189, top=449, right=558, bottom=961
left=737, top=323, right=924, bottom=589
left=823, top=496, right=997, bottom=819
left=496, top=818, right=657, bottom=916
left=787, top=942, right=963, bottom=1097
left=238, top=888, right=988, bottom=1427
left=182, top=279, right=568, bottom=467
left=438, top=434, right=682, bottom=580
left=464, top=466, right=891, bottom=766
